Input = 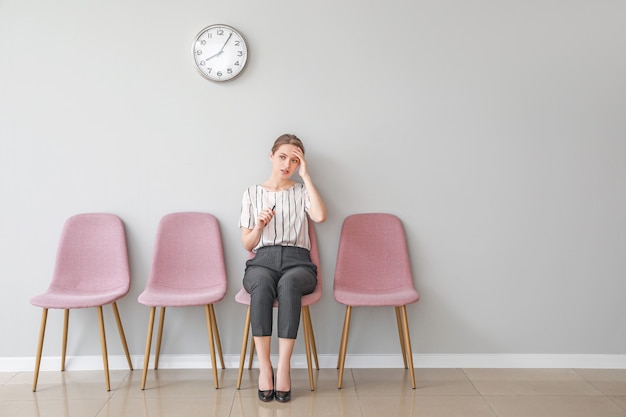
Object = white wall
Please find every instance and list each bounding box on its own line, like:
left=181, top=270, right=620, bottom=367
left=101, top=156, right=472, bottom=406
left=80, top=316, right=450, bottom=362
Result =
left=1, top=0, right=625, bottom=369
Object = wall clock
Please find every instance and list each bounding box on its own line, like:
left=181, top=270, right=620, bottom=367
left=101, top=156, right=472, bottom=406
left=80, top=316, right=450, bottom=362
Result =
left=192, top=24, right=248, bottom=82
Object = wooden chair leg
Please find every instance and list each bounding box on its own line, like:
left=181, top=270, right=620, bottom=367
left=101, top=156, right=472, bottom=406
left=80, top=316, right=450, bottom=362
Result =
left=61, top=309, right=69, bottom=372
left=33, top=308, right=48, bottom=392
left=337, top=305, right=352, bottom=389
left=111, top=302, right=133, bottom=370
left=96, top=306, right=111, bottom=391
left=303, top=306, right=319, bottom=369
left=205, top=305, right=219, bottom=389
left=248, top=336, right=256, bottom=370
left=237, top=306, right=252, bottom=390
left=395, top=306, right=408, bottom=368
left=141, top=307, right=156, bottom=390
left=337, top=306, right=348, bottom=369
left=209, top=304, right=225, bottom=369
left=154, top=307, right=166, bottom=369
left=302, top=307, right=315, bottom=391
left=400, top=305, right=416, bottom=389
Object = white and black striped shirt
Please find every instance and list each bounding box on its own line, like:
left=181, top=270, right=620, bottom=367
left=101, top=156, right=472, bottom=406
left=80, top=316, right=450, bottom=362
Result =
left=239, top=183, right=311, bottom=252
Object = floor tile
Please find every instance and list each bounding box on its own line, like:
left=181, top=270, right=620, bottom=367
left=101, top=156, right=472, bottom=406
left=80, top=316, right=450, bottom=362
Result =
left=11, top=370, right=130, bottom=395
left=123, top=368, right=230, bottom=398
left=485, top=395, right=626, bottom=417
left=231, top=394, right=362, bottom=417
left=464, top=368, right=604, bottom=396
left=361, top=395, right=497, bottom=417
left=0, top=398, right=106, bottom=417
left=1, top=381, right=114, bottom=402
left=99, top=396, right=234, bottom=417
left=307, top=368, right=357, bottom=397
left=577, top=369, right=626, bottom=396
left=610, top=396, right=626, bottom=411
left=0, top=372, right=17, bottom=384
left=353, top=368, right=480, bottom=396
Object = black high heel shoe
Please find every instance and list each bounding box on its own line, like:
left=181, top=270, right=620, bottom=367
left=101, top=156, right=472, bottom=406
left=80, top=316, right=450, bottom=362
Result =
left=275, top=372, right=291, bottom=403
left=275, top=389, right=291, bottom=403
left=258, top=369, right=275, bottom=402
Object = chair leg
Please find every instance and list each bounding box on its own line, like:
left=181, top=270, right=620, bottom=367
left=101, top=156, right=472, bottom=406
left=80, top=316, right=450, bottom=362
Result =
left=236, top=306, right=252, bottom=390
left=302, top=306, right=315, bottom=391
left=61, top=309, right=69, bottom=372
left=337, top=305, right=352, bottom=389
left=141, top=307, right=156, bottom=390
left=395, top=307, right=408, bottom=369
left=337, top=306, right=348, bottom=369
left=248, top=337, right=256, bottom=369
left=96, top=306, right=111, bottom=391
left=400, top=305, right=416, bottom=389
left=33, top=308, right=48, bottom=392
left=303, top=306, right=320, bottom=370
left=209, top=304, right=225, bottom=369
left=111, top=302, right=133, bottom=370
left=204, top=305, right=219, bottom=389
left=154, top=307, right=166, bottom=369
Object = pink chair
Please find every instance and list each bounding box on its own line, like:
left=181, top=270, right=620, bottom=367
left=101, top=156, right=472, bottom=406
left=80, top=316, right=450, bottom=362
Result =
left=138, top=212, right=228, bottom=390
left=30, top=213, right=133, bottom=392
left=334, top=213, right=420, bottom=389
left=235, top=218, right=322, bottom=391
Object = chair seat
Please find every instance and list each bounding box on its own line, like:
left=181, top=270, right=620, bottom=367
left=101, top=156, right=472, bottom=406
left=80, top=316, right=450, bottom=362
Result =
left=334, top=287, right=419, bottom=307
left=138, top=283, right=227, bottom=307
left=30, top=285, right=129, bottom=309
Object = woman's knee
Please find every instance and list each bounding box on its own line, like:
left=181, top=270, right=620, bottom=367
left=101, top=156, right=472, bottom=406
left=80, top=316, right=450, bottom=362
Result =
left=277, top=270, right=316, bottom=297
left=243, top=267, right=277, bottom=296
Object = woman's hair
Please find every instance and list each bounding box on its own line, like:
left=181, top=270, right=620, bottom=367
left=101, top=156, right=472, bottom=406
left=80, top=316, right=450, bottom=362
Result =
left=271, top=134, right=305, bottom=155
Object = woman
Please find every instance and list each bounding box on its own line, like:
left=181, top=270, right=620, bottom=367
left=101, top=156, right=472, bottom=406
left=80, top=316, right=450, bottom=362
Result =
left=239, top=134, right=327, bottom=402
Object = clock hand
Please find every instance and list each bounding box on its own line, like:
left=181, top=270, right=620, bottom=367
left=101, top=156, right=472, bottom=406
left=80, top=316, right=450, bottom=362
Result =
left=203, top=33, right=233, bottom=62
left=204, top=50, right=223, bottom=61
left=219, top=33, right=233, bottom=52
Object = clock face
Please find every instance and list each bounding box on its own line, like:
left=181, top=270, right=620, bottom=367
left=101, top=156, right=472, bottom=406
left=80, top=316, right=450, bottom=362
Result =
left=192, top=25, right=248, bottom=82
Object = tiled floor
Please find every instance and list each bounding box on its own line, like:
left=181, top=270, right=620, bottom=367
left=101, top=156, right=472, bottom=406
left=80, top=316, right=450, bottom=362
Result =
left=2, top=367, right=626, bottom=416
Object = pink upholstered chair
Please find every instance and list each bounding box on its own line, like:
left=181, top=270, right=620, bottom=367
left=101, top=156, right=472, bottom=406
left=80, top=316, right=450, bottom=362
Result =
left=334, top=213, right=420, bottom=389
left=138, top=212, right=228, bottom=390
left=30, top=213, right=133, bottom=392
left=235, top=218, right=322, bottom=391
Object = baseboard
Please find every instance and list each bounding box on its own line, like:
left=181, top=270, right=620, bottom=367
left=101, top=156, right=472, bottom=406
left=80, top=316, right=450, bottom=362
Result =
left=3, top=353, right=626, bottom=372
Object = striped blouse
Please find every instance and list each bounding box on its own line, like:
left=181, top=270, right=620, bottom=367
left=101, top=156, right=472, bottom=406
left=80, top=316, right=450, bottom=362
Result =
left=239, top=183, right=311, bottom=252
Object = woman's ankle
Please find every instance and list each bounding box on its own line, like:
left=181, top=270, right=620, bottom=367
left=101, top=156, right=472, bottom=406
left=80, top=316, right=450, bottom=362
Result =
left=275, top=366, right=291, bottom=392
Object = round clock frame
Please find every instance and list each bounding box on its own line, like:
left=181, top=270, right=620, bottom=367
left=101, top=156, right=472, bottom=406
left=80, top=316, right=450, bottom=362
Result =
left=192, top=24, right=248, bottom=82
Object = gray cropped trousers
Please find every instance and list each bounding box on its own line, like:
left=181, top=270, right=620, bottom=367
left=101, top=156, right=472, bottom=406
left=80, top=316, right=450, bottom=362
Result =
left=243, top=246, right=317, bottom=339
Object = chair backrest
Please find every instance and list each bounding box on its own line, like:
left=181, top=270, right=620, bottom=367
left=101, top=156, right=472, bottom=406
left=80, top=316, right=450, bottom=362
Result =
left=148, top=212, right=227, bottom=290
left=49, top=213, right=130, bottom=293
left=334, top=213, right=413, bottom=292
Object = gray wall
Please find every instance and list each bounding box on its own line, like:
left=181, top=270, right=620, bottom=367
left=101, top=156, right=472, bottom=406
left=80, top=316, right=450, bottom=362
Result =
left=1, top=0, right=625, bottom=366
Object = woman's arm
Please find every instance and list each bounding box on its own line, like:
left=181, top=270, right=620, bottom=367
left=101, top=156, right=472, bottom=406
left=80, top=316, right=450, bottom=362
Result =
left=302, top=175, right=326, bottom=223
left=293, top=147, right=327, bottom=223
left=241, top=207, right=275, bottom=251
